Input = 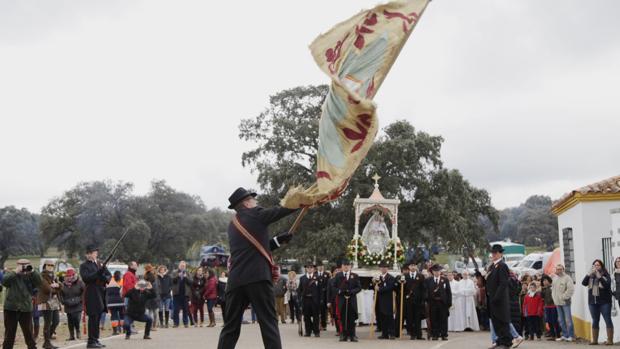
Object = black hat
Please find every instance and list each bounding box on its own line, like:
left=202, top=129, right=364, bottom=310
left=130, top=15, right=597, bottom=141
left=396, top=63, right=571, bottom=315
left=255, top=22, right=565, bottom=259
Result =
left=379, top=261, right=390, bottom=268
left=430, top=264, right=443, bottom=272
left=490, top=244, right=505, bottom=254
left=341, top=258, right=351, bottom=266
left=304, top=260, right=316, bottom=268
left=86, top=244, right=99, bottom=253
left=227, top=187, right=257, bottom=209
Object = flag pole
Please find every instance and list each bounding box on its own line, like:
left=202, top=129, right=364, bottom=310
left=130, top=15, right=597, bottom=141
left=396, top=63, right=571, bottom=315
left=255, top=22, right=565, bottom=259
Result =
left=289, top=207, right=309, bottom=235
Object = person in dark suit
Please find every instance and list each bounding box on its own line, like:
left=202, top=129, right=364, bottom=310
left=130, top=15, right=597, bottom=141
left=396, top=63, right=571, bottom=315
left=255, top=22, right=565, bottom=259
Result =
left=424, top=264, right=451, bottom=341
left=375, top=262, right=397, bottom=339
left=334, top=259, right=361, bottom=342
left=79, top=245, right=111, bottom=349
left=316, top=263, right=330, bottom=331
left=217, top=187, right=297, bottom=349
left=486, top=244, right=513, bottom=349
left=298, top=262, right=321, bottom=337
left=326, top=264, right=341, bottom=335
left=404, top=263, right=426, bottom=340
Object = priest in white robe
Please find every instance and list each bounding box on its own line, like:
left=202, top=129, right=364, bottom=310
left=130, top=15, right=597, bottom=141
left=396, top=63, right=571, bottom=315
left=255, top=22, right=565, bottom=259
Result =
left=460, top=271, right=480, bottom=331
left=447, top=272, right=465, bottom=331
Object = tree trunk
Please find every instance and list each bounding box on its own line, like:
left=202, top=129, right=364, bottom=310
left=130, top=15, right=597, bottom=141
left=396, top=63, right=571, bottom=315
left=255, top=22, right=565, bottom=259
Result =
left=0, top=254, right=9, bottom=270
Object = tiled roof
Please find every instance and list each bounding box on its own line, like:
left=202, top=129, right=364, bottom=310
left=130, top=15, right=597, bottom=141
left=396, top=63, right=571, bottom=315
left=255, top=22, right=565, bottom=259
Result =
left=552, top=175, right=620, bottom=214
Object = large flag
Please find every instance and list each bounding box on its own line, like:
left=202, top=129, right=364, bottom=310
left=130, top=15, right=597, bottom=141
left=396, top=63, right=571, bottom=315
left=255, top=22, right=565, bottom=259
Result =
left=281, top=0, right=430, bottom=209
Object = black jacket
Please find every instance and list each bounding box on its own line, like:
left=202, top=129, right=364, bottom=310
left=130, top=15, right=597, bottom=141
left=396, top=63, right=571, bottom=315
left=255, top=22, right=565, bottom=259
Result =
left=376, top=273, right=397, bottom=315
left=60, top=280, right=85, bottom=314
left=485, top=260, right=511, bottom=322
left=404, top=272, right=426, bottom=306
left=333, top=271, right=362, bottom=318
left=316, top=272, right=329, bottom=305
left=125, top=288, right=156, bottom=318
left=227, top=206, right=296, bottom=291
left=79, top=260, right=112, bottom=316
left=425, top=276, right=452, bottom=307
left=298, top=273, right=321, bottom=305
left=582, top=271, right=613, bottom=305
left=157, top=274, right=172, bottom=299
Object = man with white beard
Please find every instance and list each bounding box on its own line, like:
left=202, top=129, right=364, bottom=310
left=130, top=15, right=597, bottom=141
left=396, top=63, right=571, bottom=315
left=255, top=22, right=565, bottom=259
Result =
left=460, top=271, right=480, bottom=331
left=447, top=272, right=464, bottom=331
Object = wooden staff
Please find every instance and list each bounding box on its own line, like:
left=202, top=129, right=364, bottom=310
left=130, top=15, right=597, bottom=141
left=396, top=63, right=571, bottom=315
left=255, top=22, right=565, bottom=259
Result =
left=289, top=207, right=309, bottom=235
left=369, top=280, right=379, bottom=339
left=399, top=281, right=404, bottom=339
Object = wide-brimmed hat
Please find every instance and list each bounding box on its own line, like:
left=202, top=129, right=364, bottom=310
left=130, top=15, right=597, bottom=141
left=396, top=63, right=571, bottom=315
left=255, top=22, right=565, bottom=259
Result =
left=430, top=264, right=443, bottom=272
left=227, top=187, right=257, bottom=209
left=379, top=261, right=390, bottom=268
left=490, top=244, right=505, bottom=254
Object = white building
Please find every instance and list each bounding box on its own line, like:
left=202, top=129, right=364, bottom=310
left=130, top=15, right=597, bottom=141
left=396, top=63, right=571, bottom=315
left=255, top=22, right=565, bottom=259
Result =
left=552, top=175, right=620, bottom=341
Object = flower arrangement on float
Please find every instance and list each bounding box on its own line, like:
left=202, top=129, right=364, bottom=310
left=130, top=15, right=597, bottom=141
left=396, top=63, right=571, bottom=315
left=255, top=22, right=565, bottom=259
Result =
left=346, top=237, right=405, bottom=267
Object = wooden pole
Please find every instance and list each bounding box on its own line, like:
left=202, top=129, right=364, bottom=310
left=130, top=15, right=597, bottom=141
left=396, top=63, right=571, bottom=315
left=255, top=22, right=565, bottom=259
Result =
left=289, top=207, right=309, bottom=235
left=399, top=281, right=404, bottom=339
left=369, top=281, right=379, bottom=339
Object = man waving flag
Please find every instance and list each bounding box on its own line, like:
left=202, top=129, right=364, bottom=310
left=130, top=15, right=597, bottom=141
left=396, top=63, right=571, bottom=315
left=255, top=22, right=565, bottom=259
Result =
left=281, top=0, right=430, bottom=209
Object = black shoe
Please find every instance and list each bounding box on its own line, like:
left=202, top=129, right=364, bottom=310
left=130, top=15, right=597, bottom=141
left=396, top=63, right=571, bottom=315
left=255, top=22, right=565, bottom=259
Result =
left=143, top=336, right=152, bottom=340
left=314, top=333, right=320, bottom=337
left=389, top=336, right=396, bottom=340
left=303, top=334, right=311, bottom=337
left=416, top=336, right=426, bottom=340
left=125, top=335, right=130, bottom=340
left=350, top=336, right=359, bottom=342
left=339, top=335, right=347, bottom=342
left=378, top=335, right=389, bottom=339
left=87, top=344, right=103, bottom=348
left=442, top=336, right=448, bottom=341
left=432, top=337, right=439, bottom=341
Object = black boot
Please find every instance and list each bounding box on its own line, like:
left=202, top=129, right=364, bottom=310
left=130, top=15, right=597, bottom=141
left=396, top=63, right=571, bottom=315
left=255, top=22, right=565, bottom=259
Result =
left=159, top=311, right=164, bottom=326
left=165, top=311, right=170, bottom=328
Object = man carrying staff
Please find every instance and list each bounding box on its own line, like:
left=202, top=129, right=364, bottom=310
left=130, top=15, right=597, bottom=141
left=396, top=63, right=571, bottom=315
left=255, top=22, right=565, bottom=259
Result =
left=298, top=261, right=321, bottom=337
left=80, top=245, right=112, bottom=349
left=486, top=244, right=513, bottom=349
left=375, top=261, right=396, bottom=340
left=217, top=187, right=297, bottom=349
left=404, top=263, right=426, bottom=340
left=334, top=259, right=361, bottom=342
left=425, top=264, right=451, bottom=341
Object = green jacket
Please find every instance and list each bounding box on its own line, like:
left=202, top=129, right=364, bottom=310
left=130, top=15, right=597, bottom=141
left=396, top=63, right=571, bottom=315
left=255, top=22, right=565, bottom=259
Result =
left=2, top=270, right=42, bottom=312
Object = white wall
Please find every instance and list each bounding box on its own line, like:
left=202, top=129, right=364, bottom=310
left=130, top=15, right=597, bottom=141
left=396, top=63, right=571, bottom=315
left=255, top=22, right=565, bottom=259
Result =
left=558, top=200, right=620, bottom=341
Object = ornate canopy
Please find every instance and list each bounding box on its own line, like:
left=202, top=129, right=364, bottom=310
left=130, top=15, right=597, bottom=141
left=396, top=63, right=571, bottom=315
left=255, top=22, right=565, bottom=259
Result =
left=352, top=174, right=401, bottom=269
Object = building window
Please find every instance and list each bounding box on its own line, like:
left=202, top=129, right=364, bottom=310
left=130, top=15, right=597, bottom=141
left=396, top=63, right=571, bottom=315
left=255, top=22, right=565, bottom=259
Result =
left=562, top=228, right=575, bottom=279
left=603, top=237, right=613, bottom=272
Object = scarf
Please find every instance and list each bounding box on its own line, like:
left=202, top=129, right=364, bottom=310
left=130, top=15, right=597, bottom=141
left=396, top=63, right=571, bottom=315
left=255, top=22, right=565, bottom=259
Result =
left=528, top=290, right=536, bottom=297
left=589, top=272, right=604, bottom=297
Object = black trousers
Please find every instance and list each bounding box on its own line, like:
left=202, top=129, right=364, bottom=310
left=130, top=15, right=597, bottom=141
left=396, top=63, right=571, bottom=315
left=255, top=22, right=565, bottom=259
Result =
left=429, top=300, right=448, bottom=338
left=491, top=313, right=513, bottom=347
left=87, top=313, right=101, bottom=344
left=379, top=312, right=395, bottom=337
left=41, top=310, right=59, bottom=348
left=124, top=313, right=152, bottom=337
left=302, top=298, right=319, bottom=335
left=67, top=311, right=81, bottom=337
left=217, top=281, right=281, bottom=349
left=338, top=298, right=356, bottom=338
left=319, top=301, right=327, bottom=329
left=406, top=303, right=424, bottom=338
left=3, top=310, right=37, bottom=349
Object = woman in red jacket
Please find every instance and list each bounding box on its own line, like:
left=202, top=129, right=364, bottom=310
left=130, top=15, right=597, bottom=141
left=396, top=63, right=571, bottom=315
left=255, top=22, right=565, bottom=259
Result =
left=522, top=282, right=544, bottom=340
left=203, top=268, right=218, bottom=327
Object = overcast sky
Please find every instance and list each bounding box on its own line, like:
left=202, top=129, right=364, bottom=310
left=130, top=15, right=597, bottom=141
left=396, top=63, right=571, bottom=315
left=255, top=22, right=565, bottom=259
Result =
left=1, top=0, right=619, bottom=213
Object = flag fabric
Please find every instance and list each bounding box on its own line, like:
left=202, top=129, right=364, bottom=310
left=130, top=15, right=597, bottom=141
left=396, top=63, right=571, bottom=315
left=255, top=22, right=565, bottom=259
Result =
left=281, top=0, right=430, bottom=209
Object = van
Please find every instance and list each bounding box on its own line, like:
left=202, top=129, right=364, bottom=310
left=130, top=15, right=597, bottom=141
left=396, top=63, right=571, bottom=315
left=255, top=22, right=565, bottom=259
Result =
left=512, top=252, right=552, bottom=277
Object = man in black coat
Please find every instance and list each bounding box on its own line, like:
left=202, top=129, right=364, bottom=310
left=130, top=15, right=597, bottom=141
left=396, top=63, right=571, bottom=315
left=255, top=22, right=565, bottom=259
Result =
left=424, top=264, right=451, bottom=341
left=334, top=259, right=361, bottom=342
left=326, top=264, right=341, bottom=334
left=217, top=188, right=297, bottom=349
left=298, top=262, right=321, bottom=337
left=404, top=263, right=426, bottom=340
left=316, top=263, right=330, bottom=331
left=375, top=262, right=397, bottom=339
left=79, top=245, right=111, bottom=349
left=486, top=244, right=513, bottom=349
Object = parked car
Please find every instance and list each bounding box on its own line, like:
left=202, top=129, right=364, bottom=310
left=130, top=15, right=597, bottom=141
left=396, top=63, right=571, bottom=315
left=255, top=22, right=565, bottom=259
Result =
left=512, top=252, right=553, bottom=277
